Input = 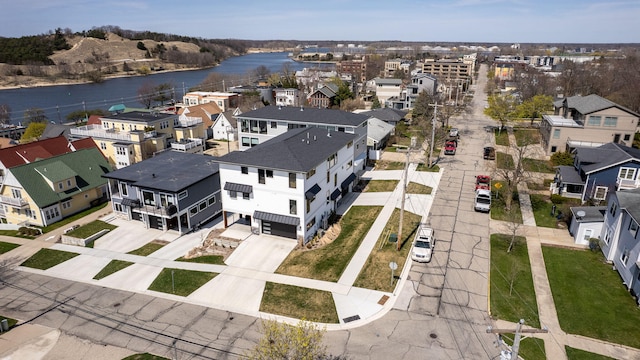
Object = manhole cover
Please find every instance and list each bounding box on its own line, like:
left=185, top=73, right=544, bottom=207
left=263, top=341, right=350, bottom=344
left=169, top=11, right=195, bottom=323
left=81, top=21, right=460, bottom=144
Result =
left=429, top=333, right=438, bottom=339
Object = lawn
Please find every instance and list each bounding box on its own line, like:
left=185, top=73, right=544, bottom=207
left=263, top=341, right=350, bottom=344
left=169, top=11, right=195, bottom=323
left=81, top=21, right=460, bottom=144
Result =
left=527, top=179, right=552, bottom=191
left=501, top=336, right=546, bottom=360
left=374, top=161, right=405, bottom=170
left=260, top=282, right=339, bottom=323
left=148, top=268, right=217, bottom=296
left=353, top=209, right=421, bottom=292
left=276, top=206, right=382, bottom=281
left=0, top=241, right=20, bottom=254
left=543, top=246, right=640, bottom=348
left=490, top=234, right=540, bottom=328
left=529, top=194, right=560, bottom=228
left=494, top=128, right=510, bottom=146
left=363, top=180, right=399, bottom=192
left=416, top=163, right=440, bottom=172
left=565, top=347, right=616, bottom=360
left=496, top=152, right=515, bottom=170
left=490, top=183, right=523, bottom=223
left=176, top=255, right=225, bottom=265
left=406, top=181, right=432, bottom=195
left=93, top=259, right=134, bottom=280
left=20, top=248, right=79, bottom=270
left=522, top=158, right=555, bottom=173
left=127, top=241, right=166, bottom=256
left=0, top=229, right=35, bottom=239
left=65, top=220, right=117, bottom=239
left=514, top=129, right=541, bottom=147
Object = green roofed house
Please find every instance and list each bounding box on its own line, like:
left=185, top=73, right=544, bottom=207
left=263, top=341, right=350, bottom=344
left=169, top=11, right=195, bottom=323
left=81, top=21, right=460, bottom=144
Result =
left=0, top=147, right=111, bottom=227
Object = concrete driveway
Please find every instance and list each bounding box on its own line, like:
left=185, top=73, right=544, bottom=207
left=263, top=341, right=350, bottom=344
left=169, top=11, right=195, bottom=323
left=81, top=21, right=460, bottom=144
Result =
left=224, top=234, right=297, bottom=272
left=93, top=218, right=181, bottom=253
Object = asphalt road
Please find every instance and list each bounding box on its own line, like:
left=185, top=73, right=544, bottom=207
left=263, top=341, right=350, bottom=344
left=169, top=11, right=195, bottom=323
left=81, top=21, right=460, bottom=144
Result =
left=0, top=64, right=500, bottom=360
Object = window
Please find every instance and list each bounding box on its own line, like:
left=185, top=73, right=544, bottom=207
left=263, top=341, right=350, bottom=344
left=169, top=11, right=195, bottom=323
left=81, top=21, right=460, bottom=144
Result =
left=621, top=248, right=630, bottom=266
left=242, top=192, right=250, bottom=200
left=587, top=116, right=601, bottom=126
left=242, top=137, right=251, bottom=147
left=604, top=117, right=618, bottom=127
left=290, top=200, right=297, bottom=215
left=100, top=142, right=107, bottom=150
left=178, top=190, right=188, bottom=200
left=58, top=182, right=63, bottom=190
left=327, top=153, right=337, bottom=168
left=334, top=173, right=337, bottom=186
left=619, top=168, right=636, bottom=180
left=160, top=193, right=174, bottom=207
left=230, top=191, right=237, bottom=199
left=624, top=134, right=631, bottom=141
left=347, top=141, right=353, bottom=148
left=11, top=189, right=22, bottom=198
left=630, top=220, right=639, bottom=238
left=114, top=203, right=123, bottom=212
left=241, top=166, right=248, bottom=174
left=266, top=170, right=273, bottom=178
left=251, top=138, right=259, bottom=147
left=120, top=182, right=128, bottom=196
left=347, top=160, right=353, bottom=168
left=551, top=146, right=557, bottom=153
left=207, top=196, right=216, bottom=206
left=609, top=202, right=618, bottom=216
left=552, top=129, right=561, bottom=139
left=142, top=191, right=155, bottom=206
left=604, top=228, right=612, bottom=245
left=306, top=168, right=316, bottom=179
left=61, top=200, right=71, bottom=209
left=258, top=169, right=266, bottom=184
left=289, top=173, right=296, bottom=188
left=306, top=217, right=316, bottom=231
left=271, top=121, right=277, bottom=128
left=594, top=186, right=608, bottom=200
left=189, top=206, right=198, bottom=215
left=199, top=201, right=207, bottom=211
left=67, top=179, right=72, bottom=187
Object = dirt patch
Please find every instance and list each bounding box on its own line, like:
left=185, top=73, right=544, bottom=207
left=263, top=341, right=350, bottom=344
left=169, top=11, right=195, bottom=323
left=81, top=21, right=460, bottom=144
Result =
left=183, top=228, right=241, bottom=261
left=150, top=239, right=170, bottom=245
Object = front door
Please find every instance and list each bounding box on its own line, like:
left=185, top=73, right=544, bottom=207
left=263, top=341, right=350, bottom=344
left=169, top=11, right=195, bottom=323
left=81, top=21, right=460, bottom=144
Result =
left=583, top=229, right=593, bottom=243
left=614, top=133, right=621, bottom=143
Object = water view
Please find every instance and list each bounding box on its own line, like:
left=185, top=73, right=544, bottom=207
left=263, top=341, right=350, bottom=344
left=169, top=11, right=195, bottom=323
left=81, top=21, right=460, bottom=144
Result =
left=0, top=52, right=334, bottom=125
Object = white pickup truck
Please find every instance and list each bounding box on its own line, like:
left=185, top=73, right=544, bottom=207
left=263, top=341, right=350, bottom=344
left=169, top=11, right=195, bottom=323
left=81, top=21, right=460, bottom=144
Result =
left=411, top=224, right=435, bottom=263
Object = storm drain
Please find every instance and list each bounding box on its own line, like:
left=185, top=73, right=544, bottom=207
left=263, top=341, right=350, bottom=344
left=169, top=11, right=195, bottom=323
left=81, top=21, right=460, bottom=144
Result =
left=342, top=315, right=361, bottom=323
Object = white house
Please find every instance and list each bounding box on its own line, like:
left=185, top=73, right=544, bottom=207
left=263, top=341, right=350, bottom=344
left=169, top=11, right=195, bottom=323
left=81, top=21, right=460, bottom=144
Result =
left=212, top=109, right=240, bottom=141
left=568, top=206, right=606, bottom=246
left=235, top=106, right=370, bottom=173
left=369, top=77, right=403, bottom=105
left=274, top=88, right=302, bottom=107
left=216, top=127, right=358, bottom=243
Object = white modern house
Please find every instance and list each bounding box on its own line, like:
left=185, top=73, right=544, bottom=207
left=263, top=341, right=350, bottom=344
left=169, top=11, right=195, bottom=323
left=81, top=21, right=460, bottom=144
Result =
left=215, top=127, right=358, bottom=243
left=235, top=106, right=370, bottom=173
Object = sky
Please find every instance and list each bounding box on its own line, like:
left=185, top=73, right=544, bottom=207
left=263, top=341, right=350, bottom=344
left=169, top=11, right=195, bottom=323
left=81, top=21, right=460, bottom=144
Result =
left=2, top=0, right=639, bottom=44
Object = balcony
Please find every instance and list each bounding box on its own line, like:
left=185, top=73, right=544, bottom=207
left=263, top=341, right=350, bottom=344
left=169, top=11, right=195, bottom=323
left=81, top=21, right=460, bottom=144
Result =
left=133, top=203, right=177, bottom=217
left=0, top=195, right=29, bottom=208
left=617, top=177, right=640, bottom=191
left=71, top=125, right=158, bottom=141
left=170, top=138, right=203, bottom=152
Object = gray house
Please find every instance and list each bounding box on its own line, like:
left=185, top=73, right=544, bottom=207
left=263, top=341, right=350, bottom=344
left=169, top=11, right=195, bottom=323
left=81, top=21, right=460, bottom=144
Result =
left=600, top=188, right=640, bottom=304
left=103, top=151, right=222, bottom=234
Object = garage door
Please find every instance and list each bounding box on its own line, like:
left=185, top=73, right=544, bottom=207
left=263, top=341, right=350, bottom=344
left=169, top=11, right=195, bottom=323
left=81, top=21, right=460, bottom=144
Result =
left=262, top=221, right=296, bottom=239
left=148, top=216, right=163, bottom=230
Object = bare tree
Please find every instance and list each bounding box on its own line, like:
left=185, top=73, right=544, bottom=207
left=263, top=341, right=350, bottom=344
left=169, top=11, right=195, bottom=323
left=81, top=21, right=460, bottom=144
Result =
left=494, top=139, right=535, bottom=212
left=137, top=80, right=156, bottom=109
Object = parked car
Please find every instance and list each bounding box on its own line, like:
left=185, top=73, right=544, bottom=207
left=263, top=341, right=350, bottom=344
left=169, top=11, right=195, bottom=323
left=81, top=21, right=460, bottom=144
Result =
left=483, top=146, right=496, bottom=160
left=474, top=189, right=492, bottom=212
left=449, top=127, right=459, bottom=139
left=475, top=175, right=491, bottom=190
left=444, top=140, right=457, bottom=155
left=411, top=224, right=435, bottom=263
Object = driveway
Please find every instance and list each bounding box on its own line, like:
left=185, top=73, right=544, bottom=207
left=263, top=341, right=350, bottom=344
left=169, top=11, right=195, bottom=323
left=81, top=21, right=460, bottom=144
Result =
left=224, top=234, right=297, bottom=272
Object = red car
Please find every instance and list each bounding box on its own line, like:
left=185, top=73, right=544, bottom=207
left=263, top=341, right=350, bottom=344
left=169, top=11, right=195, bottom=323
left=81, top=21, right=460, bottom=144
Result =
left=444, top=140, right=457, bottom=155
left=475, top=175, right=491, bottom=190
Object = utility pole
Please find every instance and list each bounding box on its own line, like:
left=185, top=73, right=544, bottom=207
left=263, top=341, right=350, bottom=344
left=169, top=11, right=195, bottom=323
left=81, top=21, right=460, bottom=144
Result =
left=487, top=319, right=548, bottom=359
left=397, top=150, right=410, bottom=251
left=428, top=102, right=442, bottom=168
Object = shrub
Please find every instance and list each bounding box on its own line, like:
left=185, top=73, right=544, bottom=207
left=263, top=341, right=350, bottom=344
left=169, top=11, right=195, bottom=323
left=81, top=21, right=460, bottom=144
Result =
left=589, top=238, right=601, bottom=252
left=551, top=151, right=574, bottom=166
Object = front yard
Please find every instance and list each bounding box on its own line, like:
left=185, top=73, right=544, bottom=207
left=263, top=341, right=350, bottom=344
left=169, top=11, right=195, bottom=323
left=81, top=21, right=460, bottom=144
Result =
left=543, top=246, right=640, bottom=348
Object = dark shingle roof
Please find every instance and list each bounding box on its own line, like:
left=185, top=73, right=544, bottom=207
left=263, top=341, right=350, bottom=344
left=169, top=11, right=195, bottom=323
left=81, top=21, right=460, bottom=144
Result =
left=557, top=165, right=583, bottom=184
left=237, top=106, right=369, bottom=127
left=10, top=148, right=111, bottom=208
left=216, top=127, right=356, bottom=172
left=562, top=94, right=640, bottom=117
left=570, top=206, right=606, bottom=223
left=100, top=110, right=177, bottom=123
left=360, top=108, right=408, bottom=122
left=103, top=151, right=219, bottom=192
left=577, top=143, right=640, bottom=174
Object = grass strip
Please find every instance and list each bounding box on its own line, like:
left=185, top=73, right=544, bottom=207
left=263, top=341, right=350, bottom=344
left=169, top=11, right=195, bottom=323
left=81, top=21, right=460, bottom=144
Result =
left=93, top=259, right=134, bottom=280
left=260, top=282, right=338, bottom=323
left=148, top=268, right=217, bottom=297
left=20, top=248, right=79, bottom=270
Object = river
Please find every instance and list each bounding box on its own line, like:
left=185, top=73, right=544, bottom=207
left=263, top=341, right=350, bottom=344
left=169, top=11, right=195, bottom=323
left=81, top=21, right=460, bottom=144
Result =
left=0, top=52, right=334, bottom=125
